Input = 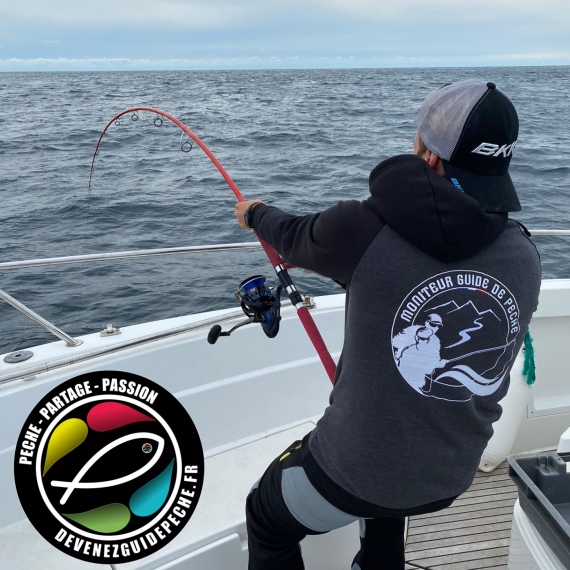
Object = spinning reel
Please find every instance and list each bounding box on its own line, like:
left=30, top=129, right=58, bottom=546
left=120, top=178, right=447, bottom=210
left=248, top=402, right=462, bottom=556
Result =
left=207, top=275, right=283, bottom=345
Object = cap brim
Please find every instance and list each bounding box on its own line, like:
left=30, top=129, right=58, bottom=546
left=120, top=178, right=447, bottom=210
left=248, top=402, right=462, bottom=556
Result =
left=441, top=160, right=521, bottom=213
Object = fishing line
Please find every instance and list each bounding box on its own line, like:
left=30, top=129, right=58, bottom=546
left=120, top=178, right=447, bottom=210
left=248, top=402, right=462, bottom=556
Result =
left=89, top=107, right=336, bottom=383
left=244, top=129, right=324, bottom=295
left=247, top=133, right=298, bottom=185
left=87, top=112, right=190, bottom=319
left=187, top=128, right=262, bottom=272
left=177, top=122, right=264, bottom=283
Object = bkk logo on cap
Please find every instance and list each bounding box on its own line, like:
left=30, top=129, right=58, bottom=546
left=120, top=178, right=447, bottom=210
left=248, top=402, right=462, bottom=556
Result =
left=14, top=371, right=204, bottom=564
left=472, top=140, right=517, bottom=157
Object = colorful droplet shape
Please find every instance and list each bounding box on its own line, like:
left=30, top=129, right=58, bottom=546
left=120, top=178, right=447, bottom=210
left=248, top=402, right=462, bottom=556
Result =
left=86, top=402, right=155, bottom=432
left=43, top=418, right=88, bottom=476
left=130, top=459, right=175, bottom=517
left=63, top=503, right=130, bottom=533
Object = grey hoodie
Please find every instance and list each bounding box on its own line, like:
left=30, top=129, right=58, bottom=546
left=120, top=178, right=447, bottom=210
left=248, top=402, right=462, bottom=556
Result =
left=250, top=154, right=541, bottom=509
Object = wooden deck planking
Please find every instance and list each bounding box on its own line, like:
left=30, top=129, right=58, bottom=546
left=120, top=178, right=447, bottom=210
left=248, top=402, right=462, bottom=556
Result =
left=474, top=466, right=509, bottom=477
left=405, top=460, right=517, bottom=570
left=467, top=477, right=514, bottom=491
left=406, top=522, right=512, bottom=543
left=406, top=527, right=511, bottom=555
left=409, top=522, right=514, bottom=549
left=406, top=557, right=510, bottom=570
left=413, top=498, right=517, bottom=522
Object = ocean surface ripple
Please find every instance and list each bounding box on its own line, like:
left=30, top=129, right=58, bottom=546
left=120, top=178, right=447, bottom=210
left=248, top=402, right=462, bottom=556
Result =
left=0, top=67, right=569, bottom=354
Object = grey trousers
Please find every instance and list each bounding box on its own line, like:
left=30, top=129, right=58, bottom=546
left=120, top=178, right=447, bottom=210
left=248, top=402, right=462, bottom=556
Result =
left=246, top=440, right=407, bottom=570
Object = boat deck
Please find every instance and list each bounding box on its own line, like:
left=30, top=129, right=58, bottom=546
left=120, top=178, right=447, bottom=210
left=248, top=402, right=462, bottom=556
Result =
left=405, top=461, right=517, bottom=570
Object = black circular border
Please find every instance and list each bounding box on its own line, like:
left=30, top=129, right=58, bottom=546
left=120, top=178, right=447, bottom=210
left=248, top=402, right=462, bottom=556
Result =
left=14, top=371, right=204, bottom=564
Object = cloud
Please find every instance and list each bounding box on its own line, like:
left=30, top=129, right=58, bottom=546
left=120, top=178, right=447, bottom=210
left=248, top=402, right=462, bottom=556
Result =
left=0, top=0, right=266, bottom=28
left=2, top=0, right=569, bottom=29
left=0, top=0, right=569, bottom=70
left=0, top=56, right=295, bottom=71
left=2, top=52, right=570, bottom=72
left=0, top=56, right=273, bottom=71
left=323, top=0, right=570, bottom=24
left=394, top=52, right=570, bottom=63
left=485, top=52, right=570, bottom=61
left=0, top=57, right=237, bottom=68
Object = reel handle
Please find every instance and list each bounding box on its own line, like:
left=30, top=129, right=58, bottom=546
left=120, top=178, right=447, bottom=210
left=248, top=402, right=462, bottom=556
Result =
left=207, top=325, right=227, bottom=345
left=207, top=317, right=255, bottom=344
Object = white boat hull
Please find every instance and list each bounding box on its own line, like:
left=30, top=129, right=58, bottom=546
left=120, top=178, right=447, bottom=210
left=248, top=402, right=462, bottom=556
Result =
left=1, top=281, right=570, bottom=569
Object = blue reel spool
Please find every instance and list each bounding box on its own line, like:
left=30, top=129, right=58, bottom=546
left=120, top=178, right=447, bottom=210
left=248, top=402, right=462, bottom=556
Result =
left=236, top=275, right=273, bottom=306
left=236, top=275, right=282, bottom=338
left=208, top=275, right=283, bottom=345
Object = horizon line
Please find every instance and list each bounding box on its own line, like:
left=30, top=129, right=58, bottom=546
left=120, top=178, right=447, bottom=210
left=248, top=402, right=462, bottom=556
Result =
left=2, top=63, right=570, bottom=73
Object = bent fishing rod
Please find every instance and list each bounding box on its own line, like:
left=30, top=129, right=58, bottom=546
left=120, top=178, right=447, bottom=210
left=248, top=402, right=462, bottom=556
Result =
left=89, top=107, right=337, bottom=383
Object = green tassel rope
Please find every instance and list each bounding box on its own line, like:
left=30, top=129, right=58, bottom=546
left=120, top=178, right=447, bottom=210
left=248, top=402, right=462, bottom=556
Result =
left=522, top=330, right=536, bottom=386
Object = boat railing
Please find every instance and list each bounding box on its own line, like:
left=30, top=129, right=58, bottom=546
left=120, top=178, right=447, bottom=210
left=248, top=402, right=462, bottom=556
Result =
left=0, top=289, right=83, bottom=348
left=1, top=232, right=568, bottom=274
left=0, top=242, right=263, bottom=271
left=0, top=231, right=568, bottom=384
left=0, top=242, right=263, bottom=354
left=529, top=230, right=570, bottom=236
left=0, top=306, right=264, bottom=385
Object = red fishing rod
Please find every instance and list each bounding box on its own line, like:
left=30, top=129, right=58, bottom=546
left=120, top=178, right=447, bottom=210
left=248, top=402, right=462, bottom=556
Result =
left=89, top=107, right=337, bottom=383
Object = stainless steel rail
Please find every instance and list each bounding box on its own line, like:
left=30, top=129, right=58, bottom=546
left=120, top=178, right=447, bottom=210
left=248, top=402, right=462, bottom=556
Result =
left=0, top=302, right=299, bottom=386
left=0, top=232, right=567, bottom=378
left=0, top=233, right=567, bottom=272
left=0, top=242, right=265, bottom=352
left=0, top=242, right=263, bottom=271
left=0, top=289, right=82, bottom=348
left=527, top=230, right=570, bottom=236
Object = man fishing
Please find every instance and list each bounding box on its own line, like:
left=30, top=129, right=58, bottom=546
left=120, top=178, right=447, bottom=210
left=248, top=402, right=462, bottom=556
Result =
left=234, top=80, right=541, bottom=570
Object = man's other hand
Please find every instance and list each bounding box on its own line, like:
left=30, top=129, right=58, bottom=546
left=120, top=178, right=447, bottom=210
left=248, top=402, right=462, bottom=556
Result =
left=235, top=200, right=264, bottom=230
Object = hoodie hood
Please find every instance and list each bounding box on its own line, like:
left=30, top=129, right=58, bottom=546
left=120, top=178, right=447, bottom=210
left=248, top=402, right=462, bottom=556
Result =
left=368, top=155, right=508, bottom=262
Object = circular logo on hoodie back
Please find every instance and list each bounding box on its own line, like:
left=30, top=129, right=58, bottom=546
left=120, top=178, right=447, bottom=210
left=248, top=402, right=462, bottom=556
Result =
left=14, top=371, right=204, bottom=564
left=391, top=270, right=521, bottom=402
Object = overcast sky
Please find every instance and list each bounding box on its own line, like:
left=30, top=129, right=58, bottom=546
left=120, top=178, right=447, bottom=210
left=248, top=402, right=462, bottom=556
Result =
left=1, top=0, right=570, bottom=71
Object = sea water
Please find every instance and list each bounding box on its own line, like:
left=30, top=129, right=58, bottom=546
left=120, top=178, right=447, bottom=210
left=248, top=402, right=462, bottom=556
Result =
left=0, top=67, right=569, bottom=354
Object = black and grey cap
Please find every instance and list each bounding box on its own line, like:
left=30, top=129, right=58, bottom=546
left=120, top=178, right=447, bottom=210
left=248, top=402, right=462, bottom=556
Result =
left=417, top=80, right=520, bottom=212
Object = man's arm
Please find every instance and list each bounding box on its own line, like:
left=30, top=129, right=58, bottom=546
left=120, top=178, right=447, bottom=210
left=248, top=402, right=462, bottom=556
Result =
left=246, top=200, right=385, bottom=286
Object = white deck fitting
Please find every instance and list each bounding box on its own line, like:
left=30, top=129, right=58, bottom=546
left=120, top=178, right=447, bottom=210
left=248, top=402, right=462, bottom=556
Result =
left=405, top=461, right=517, bottom=570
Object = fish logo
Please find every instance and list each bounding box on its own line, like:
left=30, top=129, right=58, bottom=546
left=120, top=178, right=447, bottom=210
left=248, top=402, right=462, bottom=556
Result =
left=14, top=372, right=204, bottom=563
left=391, top=270, right=521, bottom=402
